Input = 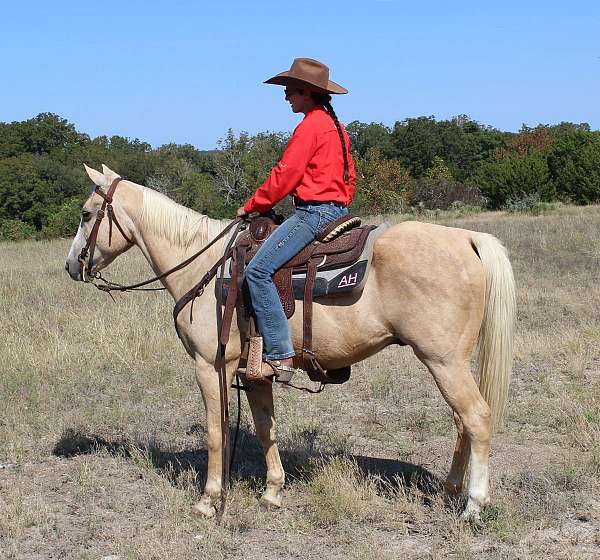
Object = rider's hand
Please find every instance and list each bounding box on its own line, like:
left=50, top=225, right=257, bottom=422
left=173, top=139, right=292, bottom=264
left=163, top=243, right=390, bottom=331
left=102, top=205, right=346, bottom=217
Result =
left=236, top=206, right=248, bottom=218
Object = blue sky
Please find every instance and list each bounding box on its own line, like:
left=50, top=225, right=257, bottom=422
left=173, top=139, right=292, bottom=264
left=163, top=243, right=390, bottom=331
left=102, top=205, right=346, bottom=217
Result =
left=2, top=1, right=599, bottom=148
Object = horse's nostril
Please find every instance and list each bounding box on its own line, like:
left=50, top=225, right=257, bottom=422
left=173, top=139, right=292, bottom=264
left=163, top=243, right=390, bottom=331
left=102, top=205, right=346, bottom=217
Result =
left=65, top=262, right=69, bottom=271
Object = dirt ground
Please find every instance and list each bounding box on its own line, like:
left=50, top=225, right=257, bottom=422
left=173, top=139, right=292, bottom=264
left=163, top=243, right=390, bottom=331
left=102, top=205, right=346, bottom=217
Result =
left=1, top=205, right=599, bottom=559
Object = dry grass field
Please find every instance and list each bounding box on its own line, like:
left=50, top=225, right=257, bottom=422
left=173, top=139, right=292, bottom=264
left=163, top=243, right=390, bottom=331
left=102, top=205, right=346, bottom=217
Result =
left=1, top=205, right=599, bottom=559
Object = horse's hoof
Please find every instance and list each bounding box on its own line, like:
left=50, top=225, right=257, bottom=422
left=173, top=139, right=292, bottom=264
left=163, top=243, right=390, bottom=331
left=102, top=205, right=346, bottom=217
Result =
left=259, top=492, right=282, bottom=510
left=190, top=499, right=216, bottom=519
left=461, top=499, right=484, bottom=522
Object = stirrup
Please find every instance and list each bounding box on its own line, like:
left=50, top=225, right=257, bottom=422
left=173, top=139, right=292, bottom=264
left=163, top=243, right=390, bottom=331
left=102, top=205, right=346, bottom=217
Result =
left=264, top=360, right=297, bottom=384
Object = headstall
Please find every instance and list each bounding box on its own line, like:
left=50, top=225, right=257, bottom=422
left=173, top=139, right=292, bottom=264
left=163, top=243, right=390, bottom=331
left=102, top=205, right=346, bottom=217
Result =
left=78, top=177, right=133, bottom=281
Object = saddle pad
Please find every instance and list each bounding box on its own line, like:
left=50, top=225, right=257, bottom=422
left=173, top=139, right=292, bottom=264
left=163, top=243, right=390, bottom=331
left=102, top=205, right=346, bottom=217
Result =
left=216, top=223, right=388, bottom=303
left=291, top=223, right=387, bottom=298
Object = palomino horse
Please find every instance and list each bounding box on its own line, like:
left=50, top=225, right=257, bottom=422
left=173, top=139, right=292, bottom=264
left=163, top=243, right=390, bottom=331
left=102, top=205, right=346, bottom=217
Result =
left=65, top=164, right=515, bottom=520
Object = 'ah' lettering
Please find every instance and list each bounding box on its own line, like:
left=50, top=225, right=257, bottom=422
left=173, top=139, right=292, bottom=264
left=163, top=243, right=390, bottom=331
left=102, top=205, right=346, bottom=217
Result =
left=338, top=273, right=358, bottom=288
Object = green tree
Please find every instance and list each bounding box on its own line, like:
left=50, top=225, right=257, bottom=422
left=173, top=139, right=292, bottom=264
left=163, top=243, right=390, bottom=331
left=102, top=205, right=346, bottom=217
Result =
left=242, top=131, right=288, bottom=187
left=41, top=197, right=83, bottom=239
left=391, top=116, right=443, bottom=176
left=0, top=155, right=48, bottom=227
left=391, top=115, right=511, bottom=180
left=0, top=219, right=36, bottom=241
left=0, top=113, right=86, bottom=159
left=346, top=121, right=393, bottom=158
left=547, top=130, right=600, bottom=203
left=425, top=155, right=453, bottom=180
left=181, top=172, right=230, bottom=217
left=213, top=129, right=251, bottom=205
left=473, top=153, right=553, bottom=208
left=212, top=129, right=288, bottom=209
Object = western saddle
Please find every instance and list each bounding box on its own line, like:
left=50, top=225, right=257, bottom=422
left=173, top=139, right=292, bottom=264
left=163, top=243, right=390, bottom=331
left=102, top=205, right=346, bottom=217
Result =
left=220, top=213, right=378, bottom=385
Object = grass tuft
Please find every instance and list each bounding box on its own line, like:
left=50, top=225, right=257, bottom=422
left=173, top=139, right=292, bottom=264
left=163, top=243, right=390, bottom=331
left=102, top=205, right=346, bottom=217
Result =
left=305, top=457, right=384, bottom=527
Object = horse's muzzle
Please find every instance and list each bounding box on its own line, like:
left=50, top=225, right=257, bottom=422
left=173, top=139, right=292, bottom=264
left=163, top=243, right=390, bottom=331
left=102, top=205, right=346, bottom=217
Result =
left=65, top=259, right=83, bottom=281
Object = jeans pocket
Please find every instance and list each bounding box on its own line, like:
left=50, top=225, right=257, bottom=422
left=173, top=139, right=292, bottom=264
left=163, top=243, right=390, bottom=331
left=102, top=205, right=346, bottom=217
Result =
left=317, top=205, right=347, bottom=232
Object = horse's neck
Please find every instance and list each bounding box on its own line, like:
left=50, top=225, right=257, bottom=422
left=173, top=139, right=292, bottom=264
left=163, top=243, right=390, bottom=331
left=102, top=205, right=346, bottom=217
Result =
left=129, top=186, right=231, bottom=300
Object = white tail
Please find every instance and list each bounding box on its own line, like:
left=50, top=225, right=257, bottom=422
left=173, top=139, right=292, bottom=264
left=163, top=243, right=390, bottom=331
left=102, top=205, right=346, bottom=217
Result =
left=471, top=233, right=516, bottom=430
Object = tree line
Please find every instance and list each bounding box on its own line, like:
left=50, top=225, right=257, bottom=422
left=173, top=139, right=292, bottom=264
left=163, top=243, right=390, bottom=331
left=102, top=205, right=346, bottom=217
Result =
left=1, top=112, right=599, bottom=241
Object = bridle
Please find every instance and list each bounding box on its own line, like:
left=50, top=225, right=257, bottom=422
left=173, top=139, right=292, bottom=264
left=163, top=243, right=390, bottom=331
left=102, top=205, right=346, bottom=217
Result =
left=78, top=177, right=134, bottom=281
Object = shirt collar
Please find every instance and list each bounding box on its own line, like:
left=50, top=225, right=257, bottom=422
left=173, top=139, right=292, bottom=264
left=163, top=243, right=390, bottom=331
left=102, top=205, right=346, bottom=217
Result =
left=304, top=105, right=326, bottom=118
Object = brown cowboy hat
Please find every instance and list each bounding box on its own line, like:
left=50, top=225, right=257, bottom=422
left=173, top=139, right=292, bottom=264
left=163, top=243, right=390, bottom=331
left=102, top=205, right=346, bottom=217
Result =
left=264, top=58, right=348, bottom=94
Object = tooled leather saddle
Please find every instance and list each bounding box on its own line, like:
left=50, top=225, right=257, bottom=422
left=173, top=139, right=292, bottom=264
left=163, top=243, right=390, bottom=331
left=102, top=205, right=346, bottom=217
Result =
left=220, top=213, right=381, bottom=384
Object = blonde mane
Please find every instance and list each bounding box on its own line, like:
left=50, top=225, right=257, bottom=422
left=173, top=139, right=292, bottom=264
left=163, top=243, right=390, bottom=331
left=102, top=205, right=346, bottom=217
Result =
left=139, top=186, right=228, bottom=249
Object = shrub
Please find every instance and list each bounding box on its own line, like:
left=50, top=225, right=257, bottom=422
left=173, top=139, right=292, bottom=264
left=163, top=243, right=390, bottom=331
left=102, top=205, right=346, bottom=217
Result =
left=503, top=192, right=562, bottom=215
left=40, top=197, right=83, bottom=239
left=503, top=192, right=543, bottom=214
left=412, top=176, right=486, bottom=210
left=352, top=148, right=412, bottom=214
left=0, top=219, right=36, bottom=241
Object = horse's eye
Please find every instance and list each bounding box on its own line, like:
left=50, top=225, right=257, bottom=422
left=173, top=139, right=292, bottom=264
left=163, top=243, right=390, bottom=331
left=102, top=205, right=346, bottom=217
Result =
left=81, top=209, right=92, bottom=222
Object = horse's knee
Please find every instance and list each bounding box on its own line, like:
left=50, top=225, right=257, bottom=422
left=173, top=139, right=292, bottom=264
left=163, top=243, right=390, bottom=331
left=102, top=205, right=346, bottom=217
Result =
left=206, top=429, right=221, bottom=455
left=254, top=418, right=276, bottom=443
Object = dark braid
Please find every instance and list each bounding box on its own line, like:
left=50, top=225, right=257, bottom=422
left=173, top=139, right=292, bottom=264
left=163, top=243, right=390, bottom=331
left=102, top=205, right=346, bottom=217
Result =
left=311, top=92, right=350, bottom=184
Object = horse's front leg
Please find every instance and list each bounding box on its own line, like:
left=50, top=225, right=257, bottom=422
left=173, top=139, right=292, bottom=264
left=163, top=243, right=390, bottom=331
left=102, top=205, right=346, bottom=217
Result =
left=191, top=356, right=237, bottom=518
left=243, top=379, right=285, bottom=508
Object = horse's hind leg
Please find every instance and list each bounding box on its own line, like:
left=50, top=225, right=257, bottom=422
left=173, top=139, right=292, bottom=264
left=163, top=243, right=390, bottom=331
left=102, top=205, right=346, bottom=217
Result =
left=445, top=412, right=470, bottom=496
left=422, top=358, right=491, bottom=519
left=244, top=380, right=285, bottom=508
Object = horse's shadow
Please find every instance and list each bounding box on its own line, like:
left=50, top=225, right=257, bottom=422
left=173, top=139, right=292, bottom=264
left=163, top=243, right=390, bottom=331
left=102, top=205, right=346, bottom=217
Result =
left=53, top=426, right=440, bottom=498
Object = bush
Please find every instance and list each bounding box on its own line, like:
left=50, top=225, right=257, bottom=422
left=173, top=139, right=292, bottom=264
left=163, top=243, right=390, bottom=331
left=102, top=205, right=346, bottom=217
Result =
left=503, top=192, right=543, bottom=214
left=0, top=219, right=36, bottom=241
left=352, top=148, right=412, bottom=214
left=503, top=192, right=562, bottom=215
left=40, top=197, right=82, bottom=239
left=412, top=176, right=486, bottom=210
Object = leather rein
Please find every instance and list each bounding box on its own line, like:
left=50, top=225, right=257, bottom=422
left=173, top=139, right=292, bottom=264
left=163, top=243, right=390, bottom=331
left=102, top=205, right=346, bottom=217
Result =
left=78, top=177, right=134, bottom=282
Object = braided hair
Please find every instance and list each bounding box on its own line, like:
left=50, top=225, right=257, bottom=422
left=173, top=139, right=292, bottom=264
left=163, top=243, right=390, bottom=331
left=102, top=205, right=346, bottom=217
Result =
left=311, top=92, right=350, bottom=184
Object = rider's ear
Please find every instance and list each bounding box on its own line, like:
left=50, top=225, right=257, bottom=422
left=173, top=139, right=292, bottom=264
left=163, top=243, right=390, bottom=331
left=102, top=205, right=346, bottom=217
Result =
left=83, top=163, right=109, bottom=188
left=101, top=164, right=121, bottom=183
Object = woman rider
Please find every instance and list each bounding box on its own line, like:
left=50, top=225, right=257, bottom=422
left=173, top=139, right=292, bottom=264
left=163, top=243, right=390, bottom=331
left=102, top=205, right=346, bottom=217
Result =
left=236, top=57, right=356, bottom=380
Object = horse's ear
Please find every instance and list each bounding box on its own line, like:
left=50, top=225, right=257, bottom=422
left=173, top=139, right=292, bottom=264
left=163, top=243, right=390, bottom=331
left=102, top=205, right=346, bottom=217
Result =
left=101, top=164, right=120, bottom=182
left=83, top=163, right=108, bottom=187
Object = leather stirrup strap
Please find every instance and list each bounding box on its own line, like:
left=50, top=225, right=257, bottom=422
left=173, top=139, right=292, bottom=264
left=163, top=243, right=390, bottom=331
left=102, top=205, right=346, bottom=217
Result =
left=302, top=255, right=329, bottom=381
left=302, top=255, right=320, bottom=376
left=220, top=244, right=246, bottom=345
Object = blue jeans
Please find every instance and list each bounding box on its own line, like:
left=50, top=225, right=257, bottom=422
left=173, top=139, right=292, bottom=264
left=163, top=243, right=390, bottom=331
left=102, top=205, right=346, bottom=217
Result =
left=245, top=202, right=348, bottom=361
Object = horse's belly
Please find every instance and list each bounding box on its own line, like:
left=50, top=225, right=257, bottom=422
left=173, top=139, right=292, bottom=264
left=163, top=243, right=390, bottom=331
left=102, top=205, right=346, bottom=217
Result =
left=288, top=278, right=395, bottom=369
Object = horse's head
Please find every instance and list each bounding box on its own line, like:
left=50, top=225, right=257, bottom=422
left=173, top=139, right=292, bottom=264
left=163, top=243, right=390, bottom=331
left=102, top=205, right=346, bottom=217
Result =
left=65, top=164, right=136, bottom=281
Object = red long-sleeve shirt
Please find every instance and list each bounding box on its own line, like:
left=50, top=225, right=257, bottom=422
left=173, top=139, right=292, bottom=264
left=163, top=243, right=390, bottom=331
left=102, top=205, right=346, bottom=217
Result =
left=243, top=106, right=356, bottom=214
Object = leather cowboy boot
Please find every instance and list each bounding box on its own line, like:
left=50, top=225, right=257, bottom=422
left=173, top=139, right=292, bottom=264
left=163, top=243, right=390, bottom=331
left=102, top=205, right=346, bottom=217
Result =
left=238, top=336, right=297, bottom=384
